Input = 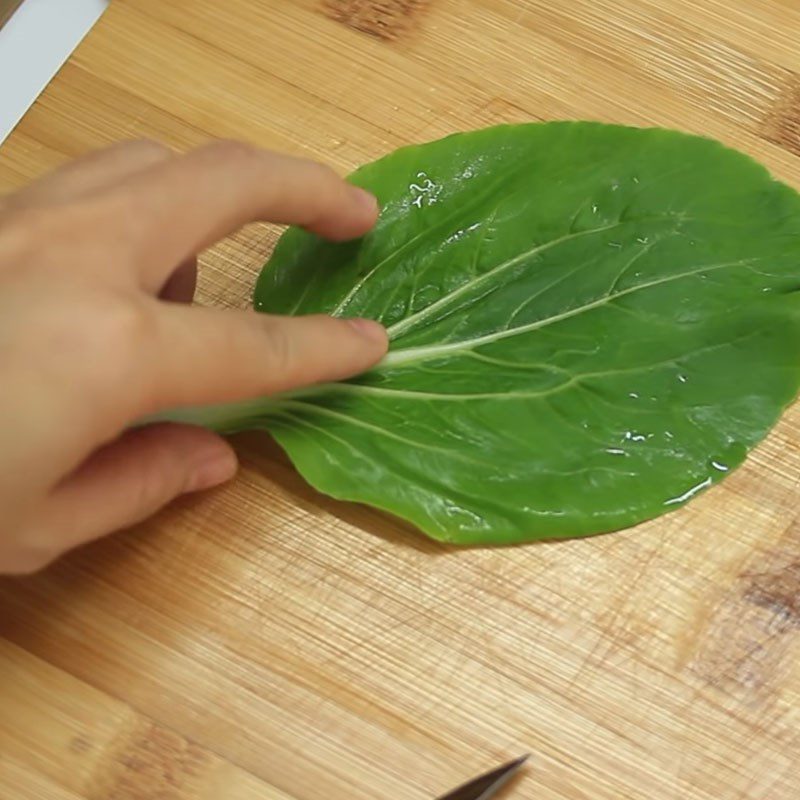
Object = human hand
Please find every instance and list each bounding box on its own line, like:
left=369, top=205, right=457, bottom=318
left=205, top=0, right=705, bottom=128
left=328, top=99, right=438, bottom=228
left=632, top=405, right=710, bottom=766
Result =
left=0, top=140, right=387, bottom=573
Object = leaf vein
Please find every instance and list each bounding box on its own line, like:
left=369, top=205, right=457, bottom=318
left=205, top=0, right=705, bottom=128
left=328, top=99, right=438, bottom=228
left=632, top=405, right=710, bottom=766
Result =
left=382, top=257, right=756, bottom=367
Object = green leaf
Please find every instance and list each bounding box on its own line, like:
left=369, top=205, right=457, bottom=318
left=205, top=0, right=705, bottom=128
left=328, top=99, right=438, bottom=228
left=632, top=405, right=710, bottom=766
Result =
left=180, top=122, right=800, bottom=544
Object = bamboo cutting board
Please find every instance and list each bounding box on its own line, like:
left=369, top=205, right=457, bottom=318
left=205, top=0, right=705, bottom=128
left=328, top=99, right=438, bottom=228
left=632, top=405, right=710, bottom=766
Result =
left=1, top=2, right=800, bottom=798
left=0, top=0, right=24, bottom=29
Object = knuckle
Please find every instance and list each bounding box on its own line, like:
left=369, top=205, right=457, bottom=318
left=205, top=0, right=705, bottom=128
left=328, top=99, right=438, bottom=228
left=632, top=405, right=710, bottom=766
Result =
left=2, top=201, right=113, bottom=257
left=1, top=536, right=58, bottom=575
left=0, top=205, right=50, bottom=239
left=128, top=429, right=186, bottom=512
left=0, top=206, right=76, bottom=265
left=73, top=293, right=157, bottom=417
left=304, top=160, right=339, bottom=188
left=261, top=319, right=294, bottom=377
left=100, top=296, right=153, bottom=349
left=47, top=291, right=149, bottom=358
left=133, top=452, right=172, bottom=511
left=123, top=138, right=172, bottom=163
left=204, top=139, right=260, bottom=165
left=72, top=295, right=155, bottom=393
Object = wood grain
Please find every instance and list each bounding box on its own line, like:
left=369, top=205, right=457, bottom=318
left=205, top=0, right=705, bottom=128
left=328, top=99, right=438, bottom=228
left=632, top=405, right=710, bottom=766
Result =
left=0, top=0, right=23, bottom=29
left=1, top=2, right=800, bottom=798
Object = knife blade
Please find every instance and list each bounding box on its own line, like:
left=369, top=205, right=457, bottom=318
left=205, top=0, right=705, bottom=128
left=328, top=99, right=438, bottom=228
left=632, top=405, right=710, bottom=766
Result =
left=0, top=0, right=108, bottom=145
left=436, top=754, right=530, bottom=800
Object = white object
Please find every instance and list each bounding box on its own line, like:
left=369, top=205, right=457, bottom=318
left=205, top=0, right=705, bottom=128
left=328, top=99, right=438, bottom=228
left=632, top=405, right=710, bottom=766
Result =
left=0, top=0, right=109, bottom=144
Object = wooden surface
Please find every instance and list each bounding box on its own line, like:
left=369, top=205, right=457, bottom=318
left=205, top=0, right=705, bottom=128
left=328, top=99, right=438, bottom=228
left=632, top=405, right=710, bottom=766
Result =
left=2, top=1, right=800, bottom=798
left=0, top=0, right=24, bottom=28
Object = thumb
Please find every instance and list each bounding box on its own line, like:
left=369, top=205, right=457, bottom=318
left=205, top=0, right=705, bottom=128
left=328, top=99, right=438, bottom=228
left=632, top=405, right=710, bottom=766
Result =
left=20, top=424, right=236, bottom=571
left=136, top=303, right=389, bottom=415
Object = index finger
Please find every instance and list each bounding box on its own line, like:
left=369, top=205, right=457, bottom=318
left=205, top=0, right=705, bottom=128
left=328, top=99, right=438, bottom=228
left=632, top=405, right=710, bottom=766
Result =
left=100, top=141, right=379, bottom=291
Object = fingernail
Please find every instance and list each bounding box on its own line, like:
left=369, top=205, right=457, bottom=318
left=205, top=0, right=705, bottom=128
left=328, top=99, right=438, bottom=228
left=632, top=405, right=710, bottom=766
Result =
left=347, top=317, right=388, bottom=345
left=351, top=186, right=379, bottom=215
left=187, top=448, right=238, bottom=493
